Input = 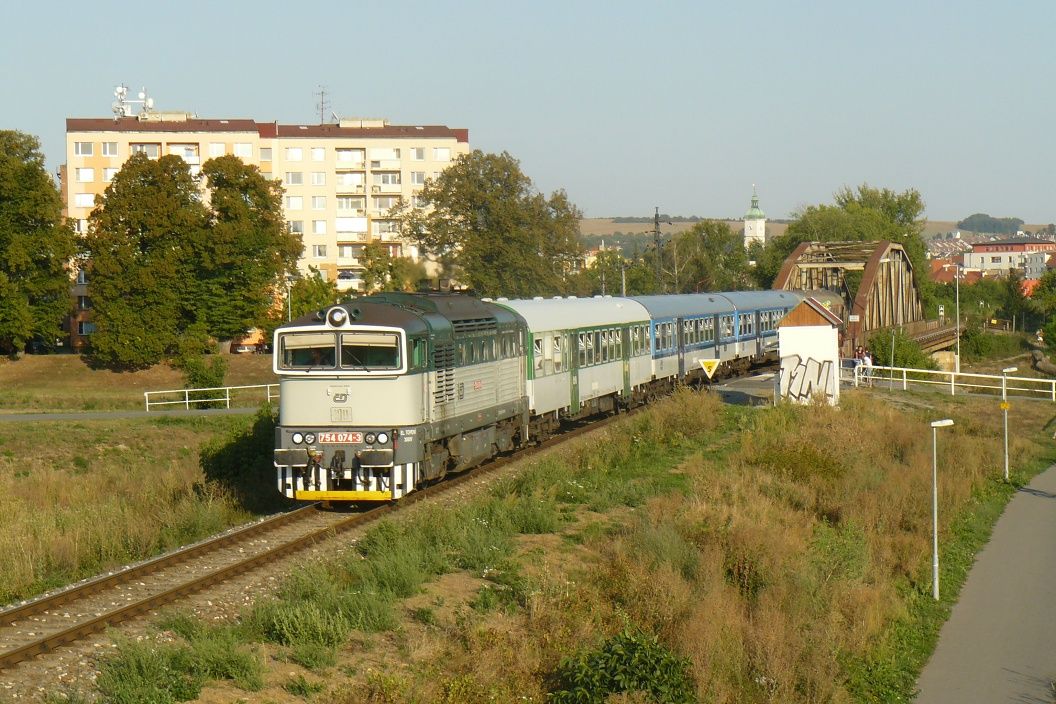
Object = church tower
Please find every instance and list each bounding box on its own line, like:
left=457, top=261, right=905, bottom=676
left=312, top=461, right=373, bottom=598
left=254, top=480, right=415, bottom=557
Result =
left=743, top=185, right=766, bottom=249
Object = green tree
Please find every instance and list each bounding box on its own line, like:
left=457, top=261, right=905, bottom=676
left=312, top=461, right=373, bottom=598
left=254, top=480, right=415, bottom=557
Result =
left=754, top=184, right=931, bottom=307
left=400, top=151, right=582, bottom=297
left=1000, top=268, right=1029, bottom=328
left=0, top=130, right=77, bottom=354
left=83, top=153, right=207, bottom=368
left=360, top=241, right=427, bottom=293
left=192, top=156, right=301, bottom=341
left=668, top=220, right=752, bottom=292
left=259, top=269, right=339, bottom=342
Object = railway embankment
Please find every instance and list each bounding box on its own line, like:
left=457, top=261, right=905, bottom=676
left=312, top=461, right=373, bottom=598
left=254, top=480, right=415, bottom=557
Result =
left=4, top=386, right=1051, bottom=702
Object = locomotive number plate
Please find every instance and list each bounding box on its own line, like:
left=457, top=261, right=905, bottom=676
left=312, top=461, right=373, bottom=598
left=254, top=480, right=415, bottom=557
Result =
left=318, top=432, right=362, bottom=443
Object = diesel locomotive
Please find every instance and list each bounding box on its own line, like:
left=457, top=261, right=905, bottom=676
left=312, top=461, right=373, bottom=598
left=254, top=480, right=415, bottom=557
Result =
left=272, top=290, right=805, bottom=502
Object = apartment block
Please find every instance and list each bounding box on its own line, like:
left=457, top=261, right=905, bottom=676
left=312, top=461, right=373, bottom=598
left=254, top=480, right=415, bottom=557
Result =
left=64, top=113, right=470, bottom=295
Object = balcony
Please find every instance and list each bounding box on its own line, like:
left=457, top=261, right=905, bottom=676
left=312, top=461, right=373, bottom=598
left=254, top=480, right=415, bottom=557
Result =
left=371, top=183, right=402, bottom=195
left=335, top=182, right=365, bottom=194
left=377, top=233, right=402, bottom=243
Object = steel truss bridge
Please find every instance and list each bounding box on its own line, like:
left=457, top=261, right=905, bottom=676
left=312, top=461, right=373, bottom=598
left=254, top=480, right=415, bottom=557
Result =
left=773, top=240, right=958, bottom=355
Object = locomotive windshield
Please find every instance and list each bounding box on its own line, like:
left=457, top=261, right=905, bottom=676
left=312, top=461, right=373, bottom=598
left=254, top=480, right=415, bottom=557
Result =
left=278, top=330, right=402, bottom=371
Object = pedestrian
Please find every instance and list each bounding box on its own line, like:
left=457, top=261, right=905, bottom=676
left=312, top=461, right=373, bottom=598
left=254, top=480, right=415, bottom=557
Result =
left=862, top=348, right=873, bottom=386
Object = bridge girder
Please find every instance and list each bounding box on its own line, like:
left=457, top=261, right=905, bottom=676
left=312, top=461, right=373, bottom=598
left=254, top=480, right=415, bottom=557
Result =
left=773, top=240, right=924, bottom=349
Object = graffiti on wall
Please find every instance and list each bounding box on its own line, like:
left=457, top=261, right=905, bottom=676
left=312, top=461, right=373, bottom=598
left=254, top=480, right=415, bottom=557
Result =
left=780, top=354, right=836, bottom=404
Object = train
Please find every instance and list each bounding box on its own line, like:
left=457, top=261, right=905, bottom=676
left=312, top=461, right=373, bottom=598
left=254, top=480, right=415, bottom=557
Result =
left=272, top=289, right=806, bottom=502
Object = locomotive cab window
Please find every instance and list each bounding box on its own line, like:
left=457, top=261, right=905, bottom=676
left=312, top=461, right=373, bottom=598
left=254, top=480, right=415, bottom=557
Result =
left=340, top=331, right=401, bottom=370
left=280, top=332, right=337, bottom=369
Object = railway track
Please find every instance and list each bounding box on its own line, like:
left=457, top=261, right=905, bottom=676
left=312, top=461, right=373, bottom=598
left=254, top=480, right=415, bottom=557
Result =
left=0, top=410, right=624, bottom=673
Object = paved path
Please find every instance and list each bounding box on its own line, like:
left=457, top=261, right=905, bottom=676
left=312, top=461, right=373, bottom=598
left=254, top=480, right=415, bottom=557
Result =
left=914, top=466, right=1056, bottom=703
left=0, top=407, right=258, bottom=422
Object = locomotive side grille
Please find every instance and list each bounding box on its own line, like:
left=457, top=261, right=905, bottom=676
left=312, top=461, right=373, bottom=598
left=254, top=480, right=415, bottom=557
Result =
left=434, top=342, right=456, bottom=405
left=452, top=317, right=497, bottom=334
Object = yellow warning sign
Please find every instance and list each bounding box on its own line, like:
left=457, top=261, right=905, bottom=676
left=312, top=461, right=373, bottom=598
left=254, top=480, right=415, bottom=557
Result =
left=700, top=359, right=720, bottom=379
left=1000, top=401, right=1010, bottom=411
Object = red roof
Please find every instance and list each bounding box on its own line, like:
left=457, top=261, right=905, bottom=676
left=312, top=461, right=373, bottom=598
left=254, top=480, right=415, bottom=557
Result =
left=67, top=118, right=469, bottom=142
left=67, top=117, right=258, bottom=133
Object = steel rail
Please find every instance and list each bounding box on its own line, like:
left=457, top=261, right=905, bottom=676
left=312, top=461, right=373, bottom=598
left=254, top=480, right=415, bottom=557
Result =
left=0, top=408, right=630, bottom=670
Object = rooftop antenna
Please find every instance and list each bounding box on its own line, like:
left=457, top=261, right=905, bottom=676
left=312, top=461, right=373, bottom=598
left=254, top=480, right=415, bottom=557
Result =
left=112, top=85, right=153, bottom=119
left=315, top=85, right=331, bottom=124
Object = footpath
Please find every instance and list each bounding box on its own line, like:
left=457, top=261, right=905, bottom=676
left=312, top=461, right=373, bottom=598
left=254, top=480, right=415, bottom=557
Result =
left=0, top=407, right=257, bottom=422
left=914, top=466, right=1056, bottom=703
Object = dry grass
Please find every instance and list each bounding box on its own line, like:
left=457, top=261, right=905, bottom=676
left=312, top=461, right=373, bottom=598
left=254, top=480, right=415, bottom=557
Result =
left=0, top=415, right=257, bottom=602
left=305, top=389, right=1056, bottom=703
left=0, top=354, right=275, bottom=411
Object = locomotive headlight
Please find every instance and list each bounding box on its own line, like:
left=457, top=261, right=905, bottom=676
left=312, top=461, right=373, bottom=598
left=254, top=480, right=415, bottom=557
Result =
left=327, top=307, right=348, bottom=327
left=364, top=432, right=377, bottom=444
left=376, top=432, right=389, bottom=445
left=291, top=432, right=304, bottom=445
left=304, top=433, right=317, bottom=444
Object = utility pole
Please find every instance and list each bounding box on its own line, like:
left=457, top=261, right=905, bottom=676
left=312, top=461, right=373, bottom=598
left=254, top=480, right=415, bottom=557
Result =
left=653, top=207, right=663, bottom=292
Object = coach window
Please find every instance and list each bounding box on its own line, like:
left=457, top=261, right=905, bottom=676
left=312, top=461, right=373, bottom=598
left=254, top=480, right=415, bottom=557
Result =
left=340, top=332, right=400, bottom=370
left=534, top=338, right=544, bottom=375
left=410, top=339, right=428, bottom=370
left=578, top=333, right=587, bottom=367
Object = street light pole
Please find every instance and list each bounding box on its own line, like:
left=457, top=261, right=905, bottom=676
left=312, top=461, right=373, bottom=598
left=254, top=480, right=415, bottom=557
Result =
left=930, top=418, right=954, bottom=601
left=1002, top=366, right=1017, bottom=482
left=954, top=267, right=961, bottom=374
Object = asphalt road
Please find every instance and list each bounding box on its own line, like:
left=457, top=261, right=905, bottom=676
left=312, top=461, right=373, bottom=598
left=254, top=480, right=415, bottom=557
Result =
left=914, top=466, right=1056, bottom=703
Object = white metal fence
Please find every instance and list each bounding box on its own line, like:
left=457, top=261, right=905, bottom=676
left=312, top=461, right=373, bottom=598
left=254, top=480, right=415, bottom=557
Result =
left=144, top=384, right=280, bottom=411
left=844, top=363, right=1056, bottom=402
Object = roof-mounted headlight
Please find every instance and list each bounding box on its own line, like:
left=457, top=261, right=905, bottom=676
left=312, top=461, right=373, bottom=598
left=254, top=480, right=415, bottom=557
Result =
left=327, top=307, right=348, bottom=327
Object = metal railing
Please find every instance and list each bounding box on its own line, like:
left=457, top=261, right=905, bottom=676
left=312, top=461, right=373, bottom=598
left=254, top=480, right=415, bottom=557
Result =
left=844, top=363, right=1055, bottom=402
left=144, top=384, right=279, bottom=411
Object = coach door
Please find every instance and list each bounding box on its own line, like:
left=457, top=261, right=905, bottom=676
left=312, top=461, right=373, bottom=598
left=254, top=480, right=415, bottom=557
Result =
left=569, top=329, right=581, bottom=414
left=621, top=326, right=631, bottom=397
left=675, top=317, right=685, bottom=378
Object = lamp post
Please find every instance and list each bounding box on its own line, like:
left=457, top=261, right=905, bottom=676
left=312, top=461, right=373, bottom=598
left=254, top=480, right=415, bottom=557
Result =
left=953, top=266, right=960, bottom=373
left=930, top=418, right=954, bottom=600
left=1002, top=366, right=1017, bottom=482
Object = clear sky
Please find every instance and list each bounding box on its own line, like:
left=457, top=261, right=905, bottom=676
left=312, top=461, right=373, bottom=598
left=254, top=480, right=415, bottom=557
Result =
left=4, top=0, right=1053, bottom=223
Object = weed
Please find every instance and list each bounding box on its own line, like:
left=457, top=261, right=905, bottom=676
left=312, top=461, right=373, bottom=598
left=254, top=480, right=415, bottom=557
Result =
left=411, top=606, right=437, bottom=625
left=283, top=673, right=325, bottom=697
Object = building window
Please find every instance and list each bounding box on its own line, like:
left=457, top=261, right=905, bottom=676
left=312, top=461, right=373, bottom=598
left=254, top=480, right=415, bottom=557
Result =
left=209, top=143, right=225, bottom=157
left=372, top=172, right=401, bottom=185
left=336, top=148, right=364, bottom=163
left=285, top=147, right=303, bottom=161
left=288, top=220, right=304, bottom=235
left=374, top=219, right=400, bottom=234
left=77, top=295, right=92, bottom=310
left=285, top=196, right=303, bottom=210
left=285, top=172, right=303, bottom=186
left=260, top=147, right=272, bottom=161
left=103, top=167, right=118, bottom=182
left=373, top=196, right=398, bottom=210
left=410, top=171, right=426, bottom=186
left=313, top=220, right=327, bottom=235
left=76, top=269, right=89, bottom=285
left=433, top=147, right=450, bottom=161
left=312, top=196, right=326, bottom=210
left=102, top=142, right=118, bottom=157
left=74, top=142, right=93, bottom=156
left=76, top=168, right=94, bottom=183
left=991, top=256, right=1001, bottom=263
left=411, top=147, right=425, bottom=161
left=338, top=244, right=362, bottom=259
left=311, top=147, right=325, bottom=161
left=74, top=193, right=95, bottom=208
left=130, top=143, right=160, bottom=158
left=77, top=321, right=96, bottom=335
left=312, top=244, right=327, bottom=258
left=412, top=194, right=428, bottom=208
left=336, top=196, right=364, bottom=211
left=311, top=171, right=326, bottom=186
left=234, top=143, right=252, bottom=158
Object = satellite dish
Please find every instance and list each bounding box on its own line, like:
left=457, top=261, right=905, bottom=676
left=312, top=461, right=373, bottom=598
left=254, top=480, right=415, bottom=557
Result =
left=138, top=91, right=145, bottom=99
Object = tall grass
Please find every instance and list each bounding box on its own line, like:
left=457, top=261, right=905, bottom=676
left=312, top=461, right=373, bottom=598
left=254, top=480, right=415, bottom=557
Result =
left=87, top=388, right=1056, bottom=703
left=0, top=415, right=259, bottom=603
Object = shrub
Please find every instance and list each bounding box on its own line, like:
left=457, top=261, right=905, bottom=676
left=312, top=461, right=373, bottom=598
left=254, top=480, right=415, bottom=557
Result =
left=549, top=629, right=696, bottom=704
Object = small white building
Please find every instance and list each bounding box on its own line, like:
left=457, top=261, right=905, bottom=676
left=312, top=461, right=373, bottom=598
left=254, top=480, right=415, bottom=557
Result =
left=777, top=297, right=841, bottom=405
